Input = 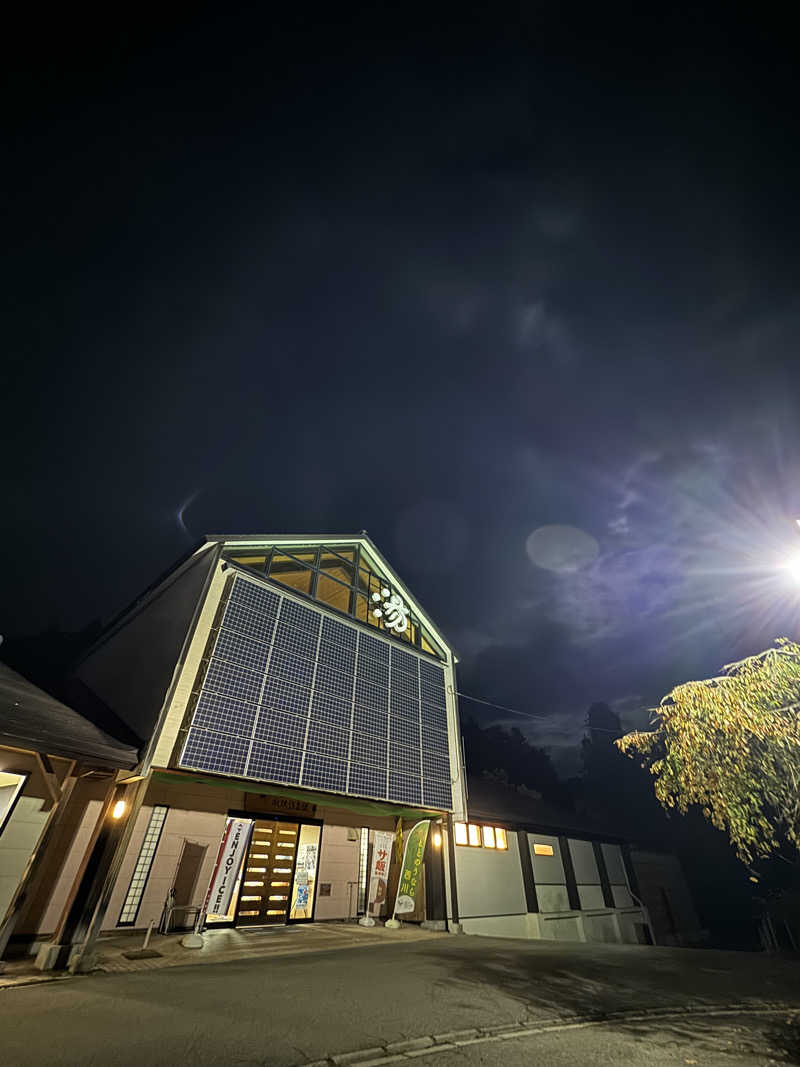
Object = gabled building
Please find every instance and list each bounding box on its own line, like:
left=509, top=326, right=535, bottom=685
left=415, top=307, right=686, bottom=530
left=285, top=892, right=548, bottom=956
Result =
left=26, top=534, right=466, bottom=969
left=8, top=532, right=670, bottom=970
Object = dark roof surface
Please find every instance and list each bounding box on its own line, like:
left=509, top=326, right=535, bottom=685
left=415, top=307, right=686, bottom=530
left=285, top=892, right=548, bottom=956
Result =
left=0, top=661, right=138, bottom=768
left=466, top=775, right=626, bottom=841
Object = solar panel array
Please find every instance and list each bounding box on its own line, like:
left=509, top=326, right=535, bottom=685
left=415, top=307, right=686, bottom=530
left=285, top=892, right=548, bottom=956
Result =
left=179, top=576, right=454, bottom=809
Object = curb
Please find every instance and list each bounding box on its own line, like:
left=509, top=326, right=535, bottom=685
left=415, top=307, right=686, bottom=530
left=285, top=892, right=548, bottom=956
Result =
left=301, top=1001, right=800, bottom=1066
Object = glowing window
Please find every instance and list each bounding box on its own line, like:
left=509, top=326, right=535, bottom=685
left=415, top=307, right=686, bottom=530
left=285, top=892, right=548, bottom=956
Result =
left=239, top=910, right=259, bottom=916
left=248, top=867, right=267, bottom=873
left=467, top=824, right=481, bottom=847
left=268, top=895, right=288, bottom=901
left=533, top=843, right=554, bottom=857
left=244, top=881, right=264, bottom=887
left=454, top=822, right=468, bottom=845
left=271, top=881, right=290, bottom=887
left=278, top=829, right=296, bottom=836
left=275, top=854, right=293, bottom=860
left=240, top=895, right=262, bottom=901
left=267, top=909, right=285, bottom=915
left=495, top=828, right=508, bottom=850
left=274, top=867, right=292, bottom=873
left=117, top=804, right=169, bottom=926
left=482, top=826, right=496, bottom=848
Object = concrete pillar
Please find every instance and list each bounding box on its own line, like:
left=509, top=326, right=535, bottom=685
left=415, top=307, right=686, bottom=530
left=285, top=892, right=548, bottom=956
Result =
left=36, top=776, right=149, bottom=972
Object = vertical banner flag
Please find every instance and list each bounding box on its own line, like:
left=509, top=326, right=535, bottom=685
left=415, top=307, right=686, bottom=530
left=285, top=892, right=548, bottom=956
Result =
left=392, top=819, right=431, bottom=917
left=203, top=817, right=251, bottom=918
left=366, top=830, right=394, bottom=915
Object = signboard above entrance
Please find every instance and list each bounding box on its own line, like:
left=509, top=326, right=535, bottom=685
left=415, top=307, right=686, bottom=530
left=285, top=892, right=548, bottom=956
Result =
left=244, top=793, right=316, bottom=819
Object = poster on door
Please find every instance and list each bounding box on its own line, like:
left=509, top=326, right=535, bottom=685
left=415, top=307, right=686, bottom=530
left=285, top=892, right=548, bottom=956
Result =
left=203, top=818, right=251, bottom=918
left=366, top=830, right=394, bottom=916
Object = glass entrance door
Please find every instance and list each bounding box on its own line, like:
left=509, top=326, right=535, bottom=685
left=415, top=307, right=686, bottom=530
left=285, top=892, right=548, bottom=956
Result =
left=234, top=819, right=298, bottom=926
left=289, top=823, right=321, bottom=921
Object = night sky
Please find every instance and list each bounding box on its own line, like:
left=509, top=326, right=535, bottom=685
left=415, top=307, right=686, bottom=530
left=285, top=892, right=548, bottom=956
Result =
left=5, top=8, right=800, bottom=771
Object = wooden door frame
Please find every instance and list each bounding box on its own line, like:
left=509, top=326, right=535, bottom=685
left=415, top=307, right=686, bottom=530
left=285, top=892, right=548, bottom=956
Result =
left=225, top=810, right=324, bottom=926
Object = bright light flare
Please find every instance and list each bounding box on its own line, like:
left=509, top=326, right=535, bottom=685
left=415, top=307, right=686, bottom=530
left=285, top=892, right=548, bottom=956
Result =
left=784, top=552, right=800, bottom=586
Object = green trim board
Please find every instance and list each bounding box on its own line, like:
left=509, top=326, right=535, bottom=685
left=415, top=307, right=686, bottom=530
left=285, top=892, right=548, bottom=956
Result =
left=151, top=770, right=442, bottom=820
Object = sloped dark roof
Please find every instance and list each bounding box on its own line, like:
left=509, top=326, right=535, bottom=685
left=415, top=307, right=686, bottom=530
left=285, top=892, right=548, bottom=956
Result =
left=0, top=661, right=138, bottom=768
left=466, top=775, right=627, bottom=842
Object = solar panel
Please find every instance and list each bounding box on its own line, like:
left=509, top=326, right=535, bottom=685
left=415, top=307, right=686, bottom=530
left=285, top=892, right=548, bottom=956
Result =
left=178, top=574, right=455, bottom=809
left=422, top=778, right=453, bottom=808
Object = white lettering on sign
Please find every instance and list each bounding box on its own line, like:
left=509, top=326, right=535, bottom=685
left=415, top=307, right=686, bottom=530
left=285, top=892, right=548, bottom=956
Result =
left=371, top=588, right=409, bottom=634
left=204, top=818, right=251, bottom=917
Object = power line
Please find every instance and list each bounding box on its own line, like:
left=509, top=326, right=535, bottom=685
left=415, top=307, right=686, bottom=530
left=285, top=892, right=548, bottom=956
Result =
left=453, top=689, right=646, bottom=735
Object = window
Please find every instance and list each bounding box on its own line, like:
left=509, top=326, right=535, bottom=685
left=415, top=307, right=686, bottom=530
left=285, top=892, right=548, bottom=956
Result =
left=268, top=553, right=314, bottom=595
left=222, top=541, right=446, bottom=661
left=455, top=822, right=509, bottom=850
left=316, top=573, right=352, bottom=613
left=533, top=842, right=554, bottom=857
left=118, top=805, right=168, bottom=925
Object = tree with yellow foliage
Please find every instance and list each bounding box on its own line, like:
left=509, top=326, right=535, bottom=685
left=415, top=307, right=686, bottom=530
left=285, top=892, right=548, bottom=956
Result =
left=618, top=639, right=800, bottom=863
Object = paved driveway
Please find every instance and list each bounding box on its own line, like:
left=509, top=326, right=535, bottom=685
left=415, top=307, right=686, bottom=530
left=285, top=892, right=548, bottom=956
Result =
left=0, top=935, right=798, bottom=1065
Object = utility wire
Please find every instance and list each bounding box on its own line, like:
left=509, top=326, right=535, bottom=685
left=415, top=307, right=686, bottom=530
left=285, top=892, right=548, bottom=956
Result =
left=453, top=689, right=646, bottom=735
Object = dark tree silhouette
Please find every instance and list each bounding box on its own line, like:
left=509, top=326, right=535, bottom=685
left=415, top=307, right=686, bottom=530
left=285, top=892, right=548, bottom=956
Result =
left=461, top=718, right=571, bottom=807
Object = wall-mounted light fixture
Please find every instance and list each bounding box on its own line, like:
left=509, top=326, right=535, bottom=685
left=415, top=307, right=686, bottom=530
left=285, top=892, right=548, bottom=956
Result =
left=111, top=800, right=127, bottom=820
left=432, top=830, right=442, bottom=848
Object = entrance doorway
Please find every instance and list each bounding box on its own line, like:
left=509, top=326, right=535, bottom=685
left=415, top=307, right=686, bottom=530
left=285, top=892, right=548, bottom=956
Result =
left=235, top=820, right=299, bottom=926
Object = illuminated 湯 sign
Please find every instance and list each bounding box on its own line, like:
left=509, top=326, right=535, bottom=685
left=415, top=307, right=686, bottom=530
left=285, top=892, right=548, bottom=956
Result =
left=371, top=588, right=409, bottom=634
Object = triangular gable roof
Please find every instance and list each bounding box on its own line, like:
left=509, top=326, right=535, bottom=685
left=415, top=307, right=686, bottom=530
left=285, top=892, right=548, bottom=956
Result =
left=204, top=532, right=455, bottom=660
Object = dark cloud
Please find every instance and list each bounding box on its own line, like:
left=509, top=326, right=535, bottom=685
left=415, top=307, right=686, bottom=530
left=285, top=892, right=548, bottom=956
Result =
left=3, top=8, right=799, bottom=772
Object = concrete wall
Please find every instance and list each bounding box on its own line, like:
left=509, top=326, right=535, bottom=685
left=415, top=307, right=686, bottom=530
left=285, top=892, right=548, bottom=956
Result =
left=451, top=826, right=652, bottom=945
left=454, top=832, right=527, bottom=924
left=103, top=803, right=227, bottom=931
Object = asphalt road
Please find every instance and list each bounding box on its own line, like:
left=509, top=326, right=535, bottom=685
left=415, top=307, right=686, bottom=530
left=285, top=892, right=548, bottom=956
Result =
left=1, top=936, right=798, bottom=1066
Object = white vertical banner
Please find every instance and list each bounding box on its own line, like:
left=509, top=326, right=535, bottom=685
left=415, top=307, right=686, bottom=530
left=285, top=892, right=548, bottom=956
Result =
left=366, top=831, right=394, bottom=916
left=203, top=818, right=251, bottom=918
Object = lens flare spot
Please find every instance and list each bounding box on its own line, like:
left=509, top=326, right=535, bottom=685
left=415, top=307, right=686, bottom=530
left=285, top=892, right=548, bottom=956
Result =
left=526, top=525, right=599, bottom=573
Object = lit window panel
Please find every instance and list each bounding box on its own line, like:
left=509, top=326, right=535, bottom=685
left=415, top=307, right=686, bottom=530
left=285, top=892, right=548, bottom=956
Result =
left=467, top=824, right=481, bottom=847
left=533, top=843, right=554, bottom=857
left=482, top=826, right=496, bottom=848
left=495, top=828, right=508, bottom=850
left=454, top=822, right=468, bottom=845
